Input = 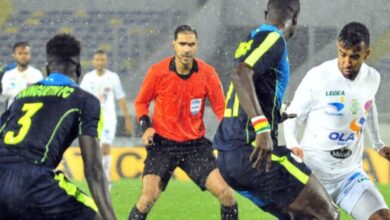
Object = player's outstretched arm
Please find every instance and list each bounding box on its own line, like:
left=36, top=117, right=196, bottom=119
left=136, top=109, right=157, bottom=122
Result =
left=79, top=135, right=116, bottom=220
left=231, top=62, right=273, bottom=171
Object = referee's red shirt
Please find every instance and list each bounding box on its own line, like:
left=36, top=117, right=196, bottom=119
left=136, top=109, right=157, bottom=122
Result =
left=134, top=57, right=225, bottom=142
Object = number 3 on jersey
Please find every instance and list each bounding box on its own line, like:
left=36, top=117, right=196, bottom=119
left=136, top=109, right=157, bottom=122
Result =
left=4, top=103, right=43, bottom=145
left=224, top=83, right=240, bottom=117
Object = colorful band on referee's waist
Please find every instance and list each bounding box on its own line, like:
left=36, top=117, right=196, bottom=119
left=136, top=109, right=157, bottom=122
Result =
left=251, top=115, right=271, bottom=134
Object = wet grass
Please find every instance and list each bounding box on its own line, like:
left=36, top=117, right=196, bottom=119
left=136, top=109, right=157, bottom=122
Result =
left=76, top=179, right=390, bottom=220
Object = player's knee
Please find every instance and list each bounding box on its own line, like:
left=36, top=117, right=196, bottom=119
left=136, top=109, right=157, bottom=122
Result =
left=217, top=186, right=236, bottom=206
left=369, top=208, right=390, bottom=220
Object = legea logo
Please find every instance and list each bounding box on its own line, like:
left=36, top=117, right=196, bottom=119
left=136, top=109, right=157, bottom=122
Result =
left=325, top=90, right=345, bottom=96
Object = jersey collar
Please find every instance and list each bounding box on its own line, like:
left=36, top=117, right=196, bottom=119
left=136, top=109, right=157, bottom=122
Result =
left=169, top=57, right=199, bottom=80
left=40, top=73, right=78, bottom=86
left=251, top=24, right=283, bottom=38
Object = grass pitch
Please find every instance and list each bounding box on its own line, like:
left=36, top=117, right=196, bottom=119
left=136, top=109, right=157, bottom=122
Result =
left=76, top=179, right=390, bottom=220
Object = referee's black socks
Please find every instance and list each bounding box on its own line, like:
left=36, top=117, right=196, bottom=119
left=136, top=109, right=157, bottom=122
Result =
left=221, top=203, right=238, bottom=220
left=128, top=206, right=147, bottom=220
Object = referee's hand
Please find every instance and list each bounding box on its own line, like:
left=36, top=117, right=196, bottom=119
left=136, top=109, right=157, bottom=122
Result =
left=250, top=131, right=273, bottom=172
left=142, top=127, right=155, bottom=146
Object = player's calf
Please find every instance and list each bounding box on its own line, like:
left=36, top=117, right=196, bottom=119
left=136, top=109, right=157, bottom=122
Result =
left=288, top=174, right=339, bottom=220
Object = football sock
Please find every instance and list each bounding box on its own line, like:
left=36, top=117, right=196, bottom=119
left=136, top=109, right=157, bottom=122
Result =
left=221, top=203, right=238, bottom=220
left=128, top=206, right=147, bottom=220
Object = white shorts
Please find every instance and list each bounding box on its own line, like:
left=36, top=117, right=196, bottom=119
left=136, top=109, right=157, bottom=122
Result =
left=100, top=122, right=117, bottom=145
left=322, top=168, right=386, bottom=214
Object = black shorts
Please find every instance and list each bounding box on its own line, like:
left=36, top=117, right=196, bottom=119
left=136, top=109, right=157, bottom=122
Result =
left=143, top=134, right=217, bottom=191
left=0, top=156, right=97, bottom=220
left=217, top=145, right=312, bottom=218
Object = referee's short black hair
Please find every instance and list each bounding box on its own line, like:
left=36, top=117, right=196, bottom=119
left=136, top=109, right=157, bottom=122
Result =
left=174, top=25, right=197, bottom=40
left=13, top=41, right=29, bottom=52
left=46, top=34, right=81, bottom=59
left=338, top=22, right=370, bottom=49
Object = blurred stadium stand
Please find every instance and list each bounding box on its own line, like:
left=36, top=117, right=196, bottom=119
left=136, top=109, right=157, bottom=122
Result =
left=0, top=9, right=185, bottom=77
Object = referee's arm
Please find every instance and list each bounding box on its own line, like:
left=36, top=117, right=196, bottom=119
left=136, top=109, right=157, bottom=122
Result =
left=134, top=66, right=158, bottom=133
left=206, top=69, right=225, bottom=121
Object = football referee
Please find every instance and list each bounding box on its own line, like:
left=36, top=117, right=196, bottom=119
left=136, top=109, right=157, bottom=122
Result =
left=129, top=25, right=238, bottom=220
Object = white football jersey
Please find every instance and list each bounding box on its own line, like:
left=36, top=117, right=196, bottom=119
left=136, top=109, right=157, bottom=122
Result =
left=80, top=69, right=125, bottom=123
left=284, top=59, right=384, bottom=182
left=1, top=65, right=43, bottom=108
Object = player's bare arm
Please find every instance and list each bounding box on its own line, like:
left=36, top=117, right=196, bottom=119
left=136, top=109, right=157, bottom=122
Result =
left=79, top=135, right=116, bottom=220
left=231, top=62, right=273, bottom=171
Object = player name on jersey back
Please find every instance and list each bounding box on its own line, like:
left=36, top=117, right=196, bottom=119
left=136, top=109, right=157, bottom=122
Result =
left=16, top=85, right=75, bottom=99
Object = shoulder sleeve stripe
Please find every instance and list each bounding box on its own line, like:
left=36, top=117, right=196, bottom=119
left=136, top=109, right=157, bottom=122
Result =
left=244, top=32, right=281, bottom=67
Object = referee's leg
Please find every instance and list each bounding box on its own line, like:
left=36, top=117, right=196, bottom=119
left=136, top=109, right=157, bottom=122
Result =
left=128, top=145, right=174, bottom=220
left=130, top=174, right=162, bottom=220
left=205, top=169, right=238, bottom=220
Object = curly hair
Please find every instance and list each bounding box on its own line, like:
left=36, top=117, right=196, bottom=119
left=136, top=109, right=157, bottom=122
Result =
left=46, top=34, right=81, bottom=59
left=267, top=0, right=300, bottom=24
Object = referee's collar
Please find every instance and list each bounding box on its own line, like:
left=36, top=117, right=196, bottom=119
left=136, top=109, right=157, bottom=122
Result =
left=169, top=57, right=199, bottom=80
left=40, top=73, right=78, bottom=87
left=251, top=24, right=283, bottom=38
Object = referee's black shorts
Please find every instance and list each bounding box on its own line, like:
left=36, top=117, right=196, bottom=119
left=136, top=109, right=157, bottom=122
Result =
left=143, top=134, right=217, bottom=191
left=217, top=144, right=312, bottom=218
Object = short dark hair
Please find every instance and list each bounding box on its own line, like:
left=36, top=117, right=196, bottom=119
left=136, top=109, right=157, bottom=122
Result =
left=46, top=34, right=81, bottom=60
left=174, top=25, right=197, bottom=40
left=338, top=22, right=370, bottom=48
left=13, top=41, right=29, bottom=52
left=94, top=49, right=107, bottom=55
left=267, top=0, right=300, bottom=24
